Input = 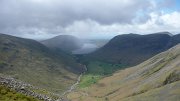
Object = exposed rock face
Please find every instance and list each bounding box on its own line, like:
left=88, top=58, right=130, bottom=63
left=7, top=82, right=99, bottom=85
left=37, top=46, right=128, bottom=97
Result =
left=163, top=70, right=180, bottom=85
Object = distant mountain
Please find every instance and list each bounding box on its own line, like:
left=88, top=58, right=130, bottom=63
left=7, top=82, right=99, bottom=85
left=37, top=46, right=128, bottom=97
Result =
left=0, top=34, right=85, bottom=97
left=42, top=35, right=109, bottom=54
left=72, top=39, right=109, bottom=54
left=41, top=35, right=83, bottom=53
left=87, top=32, right=180, bottom=66
left=67, top=44, right=180, bottom=101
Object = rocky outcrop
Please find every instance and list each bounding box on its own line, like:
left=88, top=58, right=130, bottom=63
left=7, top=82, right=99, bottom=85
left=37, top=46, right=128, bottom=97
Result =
left=0, top=76, right=53, bottom=101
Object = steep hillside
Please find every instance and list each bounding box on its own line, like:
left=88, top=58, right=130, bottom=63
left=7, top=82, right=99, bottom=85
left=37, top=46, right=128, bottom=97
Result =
left=82, top=32, right=180, bottom=74
left=41, top=35, right=83, bottom=53
left=0, top=34, right=85, bottom=97
left=67, top=44, right=180, bottom=101
left=89, top=32, right=180, bottom=65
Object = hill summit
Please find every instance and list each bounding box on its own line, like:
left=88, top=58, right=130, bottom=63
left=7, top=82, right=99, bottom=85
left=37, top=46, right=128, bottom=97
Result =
left=88, top=32, right=180, bottom=66
left=41, top=35, right=83, bottom=53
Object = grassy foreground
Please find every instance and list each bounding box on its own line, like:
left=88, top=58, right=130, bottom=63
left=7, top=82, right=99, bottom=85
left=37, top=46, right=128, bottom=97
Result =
left=0, top=85, right=40, bottom=101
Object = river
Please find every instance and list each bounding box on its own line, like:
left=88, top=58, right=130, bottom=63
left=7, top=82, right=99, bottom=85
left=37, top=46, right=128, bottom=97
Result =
left=57, top=66, right=87, bottom=101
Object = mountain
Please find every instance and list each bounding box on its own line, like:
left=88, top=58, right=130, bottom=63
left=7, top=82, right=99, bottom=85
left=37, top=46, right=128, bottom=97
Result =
left=67, top=44, right=180, bottom=101
left=41, top=35, right=83, bottom=53
left=42, top=35, right=109, bottom=54
left=81, top=32, right=180, bottom=74
left=0, top=34, right=85, bottom=98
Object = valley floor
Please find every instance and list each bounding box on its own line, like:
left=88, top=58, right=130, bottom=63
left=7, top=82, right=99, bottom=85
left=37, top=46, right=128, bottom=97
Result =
left=66, top=44, right=180, bottom=101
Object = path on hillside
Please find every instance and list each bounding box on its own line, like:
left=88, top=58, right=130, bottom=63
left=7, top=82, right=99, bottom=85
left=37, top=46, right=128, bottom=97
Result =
left=57, top=65, right=87, bottom=101
left=61, top=73, right=82, bottom=96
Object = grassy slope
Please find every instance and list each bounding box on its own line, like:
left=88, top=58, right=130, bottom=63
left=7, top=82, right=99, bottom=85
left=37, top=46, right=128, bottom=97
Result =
left=74, top=59, right=126, bottom=88
left=88, top=33, right=171, bottom=64
left=0, top=85, right=40, bottom=101
left=86, top=61, right=126, bottom=75
left=78, top=74, right=102, bottom=88
left=67, top=44, right=180, bottom=101
left=120, top=81, right=180, bottom=101
left=82, top=33, right=180, bottom=75
left=76, top=55, right=127, bottom=75
left=0, top=34, right=83, bottom=95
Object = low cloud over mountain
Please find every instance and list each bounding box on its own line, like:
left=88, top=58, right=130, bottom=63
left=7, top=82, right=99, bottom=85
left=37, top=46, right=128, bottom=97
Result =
left=0, top=0, right=180, bottom=39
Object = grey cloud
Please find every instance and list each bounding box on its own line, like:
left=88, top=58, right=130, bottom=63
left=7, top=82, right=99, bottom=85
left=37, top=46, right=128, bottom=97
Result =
left=0, top=0, right=178, bottom=39
left=0, top=0, right=151, bottom=27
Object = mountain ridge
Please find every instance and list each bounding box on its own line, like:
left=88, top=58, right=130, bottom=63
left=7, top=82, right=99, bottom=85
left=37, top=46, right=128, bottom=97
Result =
left=41, top=35, right=83, bottom=53
left=87, top=32, right=180, bottom=66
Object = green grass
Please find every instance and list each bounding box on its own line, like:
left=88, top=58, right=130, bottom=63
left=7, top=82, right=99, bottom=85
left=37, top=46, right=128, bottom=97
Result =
left=86, top=61, right=126, bottom=75
left=0, top=34, right=81, bottom=95
left=78, top=74, right=102, bottom=88
left=0, top=61, right=8, bottom=68
left=77, top=60, right=126, bottom=88
left=0, top=85, right=40, bottom=101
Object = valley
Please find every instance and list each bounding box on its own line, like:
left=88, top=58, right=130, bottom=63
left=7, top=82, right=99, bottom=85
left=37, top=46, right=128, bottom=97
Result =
left=0, top=1, right=180, bottom=101
left=0, top=32, right=180, bottom=101
left=67, top=44, right=180, bottom=101
left=76, top=32, right=180, bottom=75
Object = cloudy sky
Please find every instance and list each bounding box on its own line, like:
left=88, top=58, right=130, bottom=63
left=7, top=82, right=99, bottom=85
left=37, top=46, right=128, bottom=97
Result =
left=0, top=0, right=180, bottom=40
